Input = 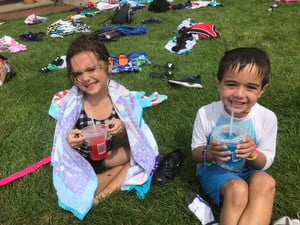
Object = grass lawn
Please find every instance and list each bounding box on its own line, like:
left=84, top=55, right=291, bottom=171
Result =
left=0, top=0, right=299, bottom=224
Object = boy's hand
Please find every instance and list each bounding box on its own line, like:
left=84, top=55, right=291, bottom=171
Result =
left=235, top=136, right=256, bottom=159
left=207, top=139, right=232, bottom=163
left=67, top=128, right=85, bottom=148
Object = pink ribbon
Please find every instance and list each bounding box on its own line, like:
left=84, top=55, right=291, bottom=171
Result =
left=0, top=156, right=51, bottom=186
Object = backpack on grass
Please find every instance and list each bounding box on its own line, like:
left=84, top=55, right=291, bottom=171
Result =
left=148, top=0, right=171, bottom=12
left=111, top=3, right=134, bottom=24
left=93, top=29, right=123, bottom=42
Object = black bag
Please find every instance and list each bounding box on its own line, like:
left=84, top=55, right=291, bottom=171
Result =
left=148, top=0, right=171, bottom=12
left=92, top=29, right=123, bottom=42
left=111, top=3, right=134, bottom=24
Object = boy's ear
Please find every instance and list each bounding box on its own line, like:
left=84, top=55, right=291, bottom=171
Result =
left=215, top=76, right=221, bottom=91
left=258, top=84, right=268, bottom=98
left=108, top=57, right=113, bottom=73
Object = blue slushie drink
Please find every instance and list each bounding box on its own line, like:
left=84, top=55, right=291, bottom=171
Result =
left=211, top=124, right=247, bottom=167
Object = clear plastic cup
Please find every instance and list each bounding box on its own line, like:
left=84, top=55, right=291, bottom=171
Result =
left=211, top=124, right=247, bottom=166
left=81, top=124, right=108, bottom=161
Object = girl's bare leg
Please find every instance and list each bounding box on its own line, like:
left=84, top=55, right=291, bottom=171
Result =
left=104, top=143, right=130, bottom=168
left=93, top=144, right=130, bottom=205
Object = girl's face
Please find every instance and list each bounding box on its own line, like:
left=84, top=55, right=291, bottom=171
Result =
left=216, top=64, right=267, bottom=118
left=71, top=51, right=112, bottom=96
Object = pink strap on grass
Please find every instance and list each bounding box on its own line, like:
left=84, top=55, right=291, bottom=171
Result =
left=0, top=156, right=51, bottom=186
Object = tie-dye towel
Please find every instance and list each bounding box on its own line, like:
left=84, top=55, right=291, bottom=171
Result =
left=51, top=79, right=159, bottom=220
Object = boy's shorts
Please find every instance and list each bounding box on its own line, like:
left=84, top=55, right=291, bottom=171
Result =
left=196, top=164, right=262, bottom=207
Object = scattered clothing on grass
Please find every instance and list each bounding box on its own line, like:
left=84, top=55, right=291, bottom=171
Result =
left=164, top=18, right=220, bottom=54
left=101, top=24, right=147, bottom=36
left=46, top=19, right=90, bottom=38
left=39, top=55, right=66, bottom=73
left=0, top=54, right=16, bottom=86
left=110, top=51, right=151, bottom=73
left=0, top=35, right=27, bottom=53
left=24, top=14, right=48, bottom=25
left=19, top=31, right=44, bottom=42
left=67, top=11, right=101, bottom=20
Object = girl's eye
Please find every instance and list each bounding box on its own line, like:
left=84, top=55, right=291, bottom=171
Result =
left=86, top=67, right=96, bottom=72
left=73, top=72, right=82, bottom=77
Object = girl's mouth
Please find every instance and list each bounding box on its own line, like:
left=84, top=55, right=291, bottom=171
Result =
left=85, top=81, right=97, bottom=89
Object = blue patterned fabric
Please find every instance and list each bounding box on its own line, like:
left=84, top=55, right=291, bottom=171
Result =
left=51, top=79, right=159, bottom=220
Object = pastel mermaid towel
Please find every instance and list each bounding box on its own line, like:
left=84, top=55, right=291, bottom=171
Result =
left=51, top=79, right=159, bottom=220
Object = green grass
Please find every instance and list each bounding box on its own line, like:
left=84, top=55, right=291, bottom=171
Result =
left=0, top=0, right=299, bottom=224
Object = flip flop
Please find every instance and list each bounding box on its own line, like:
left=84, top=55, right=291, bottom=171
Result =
left=152, top=62, right=174, bottom=70
left=267, top=4, right=279, bottom=12
left=149, top=71, right=173, bottom=79
left=118, top=53, right=128, bottom=66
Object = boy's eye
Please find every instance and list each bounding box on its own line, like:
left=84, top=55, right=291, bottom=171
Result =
left=247, top=85, right=259, bottom=90
left=248, top=86, right=257, bottom=89
left=225, top=83, right=236, bottom=87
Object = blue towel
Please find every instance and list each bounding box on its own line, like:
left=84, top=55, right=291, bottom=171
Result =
left=51, top=79, right=160, bottom=219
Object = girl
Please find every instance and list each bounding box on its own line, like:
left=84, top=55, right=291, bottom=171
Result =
left=51, top=33, right=159, bottom=219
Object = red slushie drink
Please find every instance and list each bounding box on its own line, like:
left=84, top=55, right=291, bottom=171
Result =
left=82, top=124, right=108, bottom=160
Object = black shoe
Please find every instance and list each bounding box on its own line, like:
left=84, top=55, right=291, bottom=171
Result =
left=51, top=56, right=64, bottom=67
left=153, top=149, right=183, bottom=185
left=38, top=66, right=51, bottom=73
left=168, top=75, right=203, bottom=88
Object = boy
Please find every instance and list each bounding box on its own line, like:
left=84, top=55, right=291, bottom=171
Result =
left=190, top=47, right=277, bottom=225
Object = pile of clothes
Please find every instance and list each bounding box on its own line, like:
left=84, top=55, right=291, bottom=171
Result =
left=165, top=18, right=221, bottom=54
left=0, top=55, right=16, bottom=86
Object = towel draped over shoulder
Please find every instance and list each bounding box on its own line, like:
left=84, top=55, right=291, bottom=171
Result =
left=51, top=79, right=159, bottom=220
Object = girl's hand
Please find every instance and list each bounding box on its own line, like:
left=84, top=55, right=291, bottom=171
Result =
left=207, top=139, right=231, bottom=163
left=235, top=136, right=256, bottom=159
left=106, top=119, right=126, bottom=136
left=67, top=129, right=85, bottom=148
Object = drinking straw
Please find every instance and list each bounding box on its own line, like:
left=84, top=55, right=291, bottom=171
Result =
left=229, top=110, right=234, bottom=138
left=90, top=109, right=96, bottom=129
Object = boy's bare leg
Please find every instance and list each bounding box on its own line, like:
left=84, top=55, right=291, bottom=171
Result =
left=239, top=172, right=276, bottom=225
left=220, top=179, right=249, bottom=225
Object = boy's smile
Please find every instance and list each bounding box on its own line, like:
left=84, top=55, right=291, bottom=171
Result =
left=216, top=64, right=267, bottom=118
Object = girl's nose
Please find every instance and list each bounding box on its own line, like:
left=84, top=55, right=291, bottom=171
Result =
left=77, top=72, right=90, bottom=82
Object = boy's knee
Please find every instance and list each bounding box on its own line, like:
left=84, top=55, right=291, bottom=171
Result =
left=252, top=172, right=276, bottom=191
left=262, top=173, right=276, bottom=193
left=222, top=179, right=248, bottom=205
